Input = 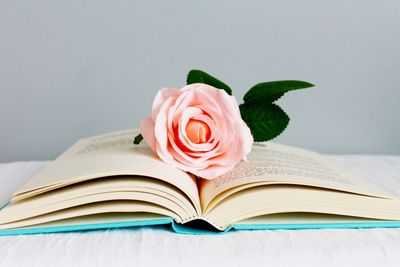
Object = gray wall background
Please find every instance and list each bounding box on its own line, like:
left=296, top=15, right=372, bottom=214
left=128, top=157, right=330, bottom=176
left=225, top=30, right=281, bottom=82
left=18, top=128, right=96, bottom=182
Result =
left=0, top=0, right=399, bottom=162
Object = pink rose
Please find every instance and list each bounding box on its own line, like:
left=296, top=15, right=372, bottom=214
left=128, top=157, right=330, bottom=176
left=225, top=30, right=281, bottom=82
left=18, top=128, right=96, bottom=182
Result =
left=140, top=83, right=253, bottom=180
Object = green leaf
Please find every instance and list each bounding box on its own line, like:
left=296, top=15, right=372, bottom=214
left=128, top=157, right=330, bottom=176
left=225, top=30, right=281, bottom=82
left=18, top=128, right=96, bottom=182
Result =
left=187, top=69, right=232, bottom=95
left=243, top=80, right=314, bottom=104
left=133, top=133, right=143, bottom=145
left=240, top=103, right=289, bottom=142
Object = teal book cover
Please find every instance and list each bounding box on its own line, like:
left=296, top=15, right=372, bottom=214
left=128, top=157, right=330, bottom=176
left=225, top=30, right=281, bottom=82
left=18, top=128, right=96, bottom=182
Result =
left=2, top=212, right=400, bottom=236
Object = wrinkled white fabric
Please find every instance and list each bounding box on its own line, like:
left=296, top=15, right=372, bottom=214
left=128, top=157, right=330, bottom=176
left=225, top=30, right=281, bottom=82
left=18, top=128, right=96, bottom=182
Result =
left=1, top=156, right=400, bottom=267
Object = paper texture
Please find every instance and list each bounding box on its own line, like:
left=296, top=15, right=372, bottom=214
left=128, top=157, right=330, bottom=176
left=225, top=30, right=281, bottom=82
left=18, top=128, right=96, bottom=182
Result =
left=200, top=142, right=394, bottom=211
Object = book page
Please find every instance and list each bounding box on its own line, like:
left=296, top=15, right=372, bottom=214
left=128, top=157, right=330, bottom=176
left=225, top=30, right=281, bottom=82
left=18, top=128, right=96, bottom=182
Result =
left=14, top=129, right=201, bottom=214
left=1, top=176, right=197, bottom=226
left=0, top=201, right=178, bottom=230
left=205, top=185, right=400, bottom=230
left=200, top=142, right=395, bottom=211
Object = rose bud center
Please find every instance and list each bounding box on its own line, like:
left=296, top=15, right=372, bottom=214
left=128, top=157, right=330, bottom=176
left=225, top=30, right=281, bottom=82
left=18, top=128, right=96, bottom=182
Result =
left=185, top=119, right=211, bottom=144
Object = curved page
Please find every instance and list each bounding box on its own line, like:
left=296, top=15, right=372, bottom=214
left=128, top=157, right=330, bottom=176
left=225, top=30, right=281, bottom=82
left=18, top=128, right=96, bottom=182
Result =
left=206, top=185, right=400, bottom=230
left=200, top=142, right=395, bottom=211
left=14, top=129, right=201, bottom=214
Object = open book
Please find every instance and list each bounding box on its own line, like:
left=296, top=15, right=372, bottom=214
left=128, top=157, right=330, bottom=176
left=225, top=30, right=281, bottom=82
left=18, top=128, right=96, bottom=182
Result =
left=1, top=129, right=400, bottom=236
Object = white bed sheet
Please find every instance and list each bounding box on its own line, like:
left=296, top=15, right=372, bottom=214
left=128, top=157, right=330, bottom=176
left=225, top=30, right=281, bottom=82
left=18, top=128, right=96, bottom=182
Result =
left=1, top=156, right=400, bottom=267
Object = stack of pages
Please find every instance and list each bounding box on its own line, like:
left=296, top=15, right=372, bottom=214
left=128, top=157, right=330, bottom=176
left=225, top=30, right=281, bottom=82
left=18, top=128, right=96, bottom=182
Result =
left=1, top=129, right=400, bottom=235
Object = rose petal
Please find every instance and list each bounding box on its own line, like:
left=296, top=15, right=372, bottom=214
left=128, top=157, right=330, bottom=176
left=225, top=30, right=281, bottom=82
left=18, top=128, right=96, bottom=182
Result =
left=140, top=83, right=253, bottom=180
